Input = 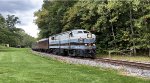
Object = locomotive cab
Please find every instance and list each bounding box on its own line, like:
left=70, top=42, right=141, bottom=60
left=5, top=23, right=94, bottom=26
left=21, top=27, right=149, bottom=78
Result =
left=70, top=30, right=95, bottom=39
left=68, top=29, right=96, bottom=58
left=70, top=29, right=96, bottom=47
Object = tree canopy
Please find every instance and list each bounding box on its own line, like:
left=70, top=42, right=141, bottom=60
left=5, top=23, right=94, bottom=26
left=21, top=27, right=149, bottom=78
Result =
left=0, top=14, right=36, bottom=47
left=34, top=0, right=150, bottom=56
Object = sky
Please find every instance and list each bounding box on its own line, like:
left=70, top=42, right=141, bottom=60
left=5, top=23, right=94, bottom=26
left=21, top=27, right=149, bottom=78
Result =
left=0, top=0, right=43, bottom=38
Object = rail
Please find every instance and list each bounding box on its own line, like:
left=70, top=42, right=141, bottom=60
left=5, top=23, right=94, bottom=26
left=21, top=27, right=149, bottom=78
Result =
left=96, top=58, right=150, bottom=70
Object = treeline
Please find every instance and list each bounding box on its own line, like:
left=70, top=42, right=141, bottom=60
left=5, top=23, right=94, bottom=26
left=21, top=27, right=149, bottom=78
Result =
left=0, top=14, right=36, bottom=47
left=34, top=0, right=150, bottom=56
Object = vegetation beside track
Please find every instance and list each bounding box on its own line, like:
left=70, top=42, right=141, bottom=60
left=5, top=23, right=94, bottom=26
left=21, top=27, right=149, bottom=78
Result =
left=0, top=45, right=7, bottom=49
left=97, top=54, right=150, bottom=63
left=35, top=0, right=150, bottom=56
left=0, top=15, right=36, bottom=47
left=0, top=48, right=149, bottom=83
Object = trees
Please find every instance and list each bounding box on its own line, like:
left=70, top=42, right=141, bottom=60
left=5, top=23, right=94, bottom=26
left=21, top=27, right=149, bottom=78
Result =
left=18, top=30, right=36, bottom=47
left=35, top=0, right=150, bottom=56
left=0, top=14, right=35, bottom=47
left=34, top=0, right=76, bottom=38
left=6, top=15, right=20, bottom=29
left=0, top=14, right=6, bottom=28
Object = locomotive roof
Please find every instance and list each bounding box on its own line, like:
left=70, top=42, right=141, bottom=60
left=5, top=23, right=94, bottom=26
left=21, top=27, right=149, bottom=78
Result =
left=71, top=29, right=86, bottom=31
left=37, top=29, right=88, bottom=42
left=49, top=29, right=88, bottom=37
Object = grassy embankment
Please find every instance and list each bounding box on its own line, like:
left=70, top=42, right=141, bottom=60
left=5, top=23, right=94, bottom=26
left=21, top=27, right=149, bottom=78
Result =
left=0, top=47, right=149, bottom=83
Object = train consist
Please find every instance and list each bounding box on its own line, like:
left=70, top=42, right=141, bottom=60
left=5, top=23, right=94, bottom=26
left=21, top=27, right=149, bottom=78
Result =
left=32, top=29, right=96, bottom=58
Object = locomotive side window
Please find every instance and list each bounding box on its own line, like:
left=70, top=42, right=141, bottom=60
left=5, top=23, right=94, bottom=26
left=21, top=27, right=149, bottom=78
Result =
left=51, top=37, right=55, bottom=40
left=78, top=31, right=83, bottom=33
left=69, top=32, right=73, bottom=37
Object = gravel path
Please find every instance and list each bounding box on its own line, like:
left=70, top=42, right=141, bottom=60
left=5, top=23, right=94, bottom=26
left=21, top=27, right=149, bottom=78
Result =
left=32, top=51, right=150, bottom=79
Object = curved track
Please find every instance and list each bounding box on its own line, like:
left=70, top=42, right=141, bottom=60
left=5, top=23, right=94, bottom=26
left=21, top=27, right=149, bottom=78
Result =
left=33, top=50, right=150, bottom=70
left=95, top=58, right=150, bottom=70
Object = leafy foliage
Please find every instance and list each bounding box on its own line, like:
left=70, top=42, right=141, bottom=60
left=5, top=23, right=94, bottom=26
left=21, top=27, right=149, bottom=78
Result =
left=35, top=0, right=150, bottom=56
left=34, top=0, right=76, bottom=38
left=0, top=14, right=36, bottom=47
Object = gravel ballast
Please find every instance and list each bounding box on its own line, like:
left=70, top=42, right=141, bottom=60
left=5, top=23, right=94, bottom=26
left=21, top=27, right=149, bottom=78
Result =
left=32, top=51, right=150, bottom=78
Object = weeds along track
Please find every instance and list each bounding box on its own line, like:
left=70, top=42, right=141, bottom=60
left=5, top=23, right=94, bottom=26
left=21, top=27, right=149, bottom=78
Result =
left=95, top=58, right=150, bottom=70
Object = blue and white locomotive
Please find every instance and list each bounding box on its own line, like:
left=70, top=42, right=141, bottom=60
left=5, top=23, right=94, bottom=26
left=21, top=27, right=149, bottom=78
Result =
left=32, top=29, right=96, bottom=58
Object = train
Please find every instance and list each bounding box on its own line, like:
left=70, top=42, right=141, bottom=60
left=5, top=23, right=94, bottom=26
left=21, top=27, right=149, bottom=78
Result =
left=32, top=29, right=96, bottom=58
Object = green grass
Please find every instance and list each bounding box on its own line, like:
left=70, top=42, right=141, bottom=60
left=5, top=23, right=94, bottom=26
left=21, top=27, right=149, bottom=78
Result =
left=97, top=54, right=150, bottom=62
left=0, top=45, right=6, bottom=49
left=0, top=48, right=149, bottom=83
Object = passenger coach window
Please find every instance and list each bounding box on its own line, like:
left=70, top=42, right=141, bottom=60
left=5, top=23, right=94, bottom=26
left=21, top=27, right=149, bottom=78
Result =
left=78, top=31, right=83, bottom=33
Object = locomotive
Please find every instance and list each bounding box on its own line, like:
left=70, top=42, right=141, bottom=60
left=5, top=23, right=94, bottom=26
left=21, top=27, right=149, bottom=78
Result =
left=32, top=29, right=96, bottom=58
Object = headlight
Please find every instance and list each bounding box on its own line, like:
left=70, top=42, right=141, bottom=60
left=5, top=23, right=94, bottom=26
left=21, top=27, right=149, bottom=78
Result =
left=93, top=44, right=96, bottom=46
left=78, top=38, right=84, bottom=43
left=87, top=33, right=92, bottom=38
left=85, top=44, right=87, bottom=46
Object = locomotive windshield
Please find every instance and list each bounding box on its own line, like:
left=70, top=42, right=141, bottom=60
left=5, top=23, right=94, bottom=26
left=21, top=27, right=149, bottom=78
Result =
left=78, top=31, right=83, bottom=33
left=83, top=31, right=89, bottom=33
left=77, top=31, right=89, bottom=33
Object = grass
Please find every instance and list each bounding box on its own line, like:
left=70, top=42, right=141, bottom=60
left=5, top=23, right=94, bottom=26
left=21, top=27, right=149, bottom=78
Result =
left=97, top=54, right=150, bottom=62
left=0, top=48, right=149, bottom=83
left=0, top=45, right=6, bottom=49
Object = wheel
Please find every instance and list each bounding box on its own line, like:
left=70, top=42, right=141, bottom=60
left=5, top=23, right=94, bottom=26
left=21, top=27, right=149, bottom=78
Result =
left=62, top=49, right=68, bottom=56
left=91, top=55, right=96, bottom=59
left=90, top=49, right=96, bottom=59
left=52, top=49, right=57, bottom=55
left=68, top=50, right=76, bottom=57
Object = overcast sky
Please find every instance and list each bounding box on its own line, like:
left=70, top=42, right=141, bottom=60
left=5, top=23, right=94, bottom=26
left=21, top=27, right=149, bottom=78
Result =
left=0, top=0, right=43, bottom=38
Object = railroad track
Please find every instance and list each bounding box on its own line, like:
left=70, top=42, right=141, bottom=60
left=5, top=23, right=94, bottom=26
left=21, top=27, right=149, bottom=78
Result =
left=96, top=58, right=150, bottom=70
left=34, top=51, right=150, bottom=70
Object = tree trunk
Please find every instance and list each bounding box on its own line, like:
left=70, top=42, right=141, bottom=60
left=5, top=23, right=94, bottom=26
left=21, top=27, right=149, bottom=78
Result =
left=149, top=48, right=150, bottom=57
left=111, top=22, right=115, bottom=41
left=110, top=15, right=116, bottom=49
left=129, top=3, right=136, bottom=56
